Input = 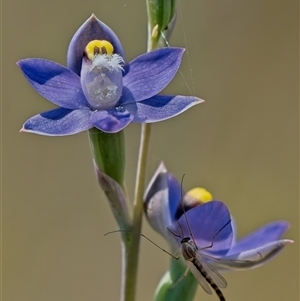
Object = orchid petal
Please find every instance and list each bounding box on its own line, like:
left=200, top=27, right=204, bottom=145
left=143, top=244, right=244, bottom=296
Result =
left=121, top=48, right=185, bottom=102
left=122, top=95, right=203, bottom=123
left=67, top=14, right=125, bottom=75
left=144, top=162, right=173, bottom=238
left=90, top=108, right=133, bottom=133
left=228, top=221, right=290, bottom=254
left=167, top=173, right=183, bottom=223
left=170, top=201, right=233, bottom=255
left=21, top=108, right=93, bottom=136
left=17, top=59, right=87, bottom=109
left=211, top=239, right=293, bottom=271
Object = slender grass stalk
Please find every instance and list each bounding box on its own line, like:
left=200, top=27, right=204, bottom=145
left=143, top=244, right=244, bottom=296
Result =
left=122, top=124, right=152, bottom=301
left=121, top=4, right=170, bottom=300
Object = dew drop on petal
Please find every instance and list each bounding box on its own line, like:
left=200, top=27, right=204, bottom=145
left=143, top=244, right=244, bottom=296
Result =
left=115, top=106, right=125, bottom=112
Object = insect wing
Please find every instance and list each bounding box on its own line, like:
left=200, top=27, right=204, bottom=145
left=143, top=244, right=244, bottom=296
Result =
left=201, top=252, right=262, bottom=271
left=185, top=260, right=212, bottom=295
left=196, top=253, right=227, bottom=289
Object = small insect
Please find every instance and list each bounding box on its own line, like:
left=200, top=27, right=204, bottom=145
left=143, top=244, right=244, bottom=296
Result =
left=159, top=174, right=229, bottom=300
left=166, top=219, right=231, bottom=301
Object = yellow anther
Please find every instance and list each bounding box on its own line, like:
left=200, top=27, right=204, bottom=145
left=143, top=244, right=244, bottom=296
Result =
left=85, top=40, right=114, bottom=60
left=186, top=187, right=213, bottom=203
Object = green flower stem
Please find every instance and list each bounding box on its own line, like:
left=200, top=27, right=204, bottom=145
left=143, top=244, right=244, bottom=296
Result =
left=88, top=128, right=134, bottom=301
left=122, top=123, right=152, bottom=301
left=154, top=258, right=198, bottom=301
left=88, top=128, right=125, bottom=187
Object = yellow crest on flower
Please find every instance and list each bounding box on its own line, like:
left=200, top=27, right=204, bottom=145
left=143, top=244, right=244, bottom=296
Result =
left=85, top=40, right=114, bottom=60
left=186, top=187, right=213, bottom=203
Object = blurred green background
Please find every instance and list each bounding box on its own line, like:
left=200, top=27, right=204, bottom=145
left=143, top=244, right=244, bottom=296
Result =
left=2, top=0, right=298, bottom=300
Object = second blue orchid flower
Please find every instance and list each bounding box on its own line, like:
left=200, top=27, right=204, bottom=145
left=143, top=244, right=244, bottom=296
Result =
left=144, top=163, right=293, bottom=272
left=18, top=14, right=202, bottom=135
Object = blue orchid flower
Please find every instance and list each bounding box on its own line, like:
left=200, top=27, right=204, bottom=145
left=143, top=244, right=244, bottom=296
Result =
left=17, top=14, right=203, bottom=135
left=144, top=162, right=293, bottom=271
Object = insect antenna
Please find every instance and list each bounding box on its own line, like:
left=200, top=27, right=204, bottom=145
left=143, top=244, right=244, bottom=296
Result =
left=179, top=174, right=198, bottom=248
